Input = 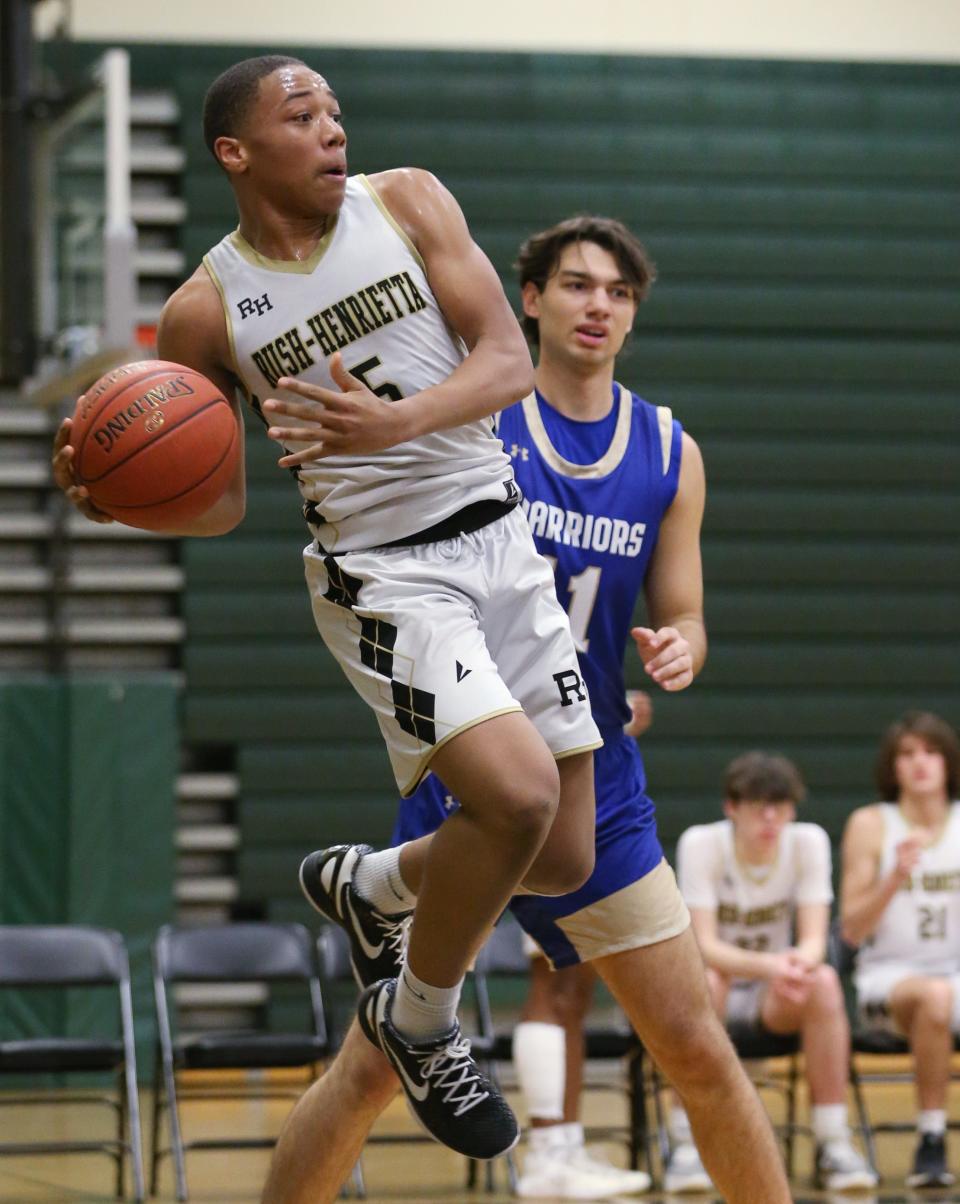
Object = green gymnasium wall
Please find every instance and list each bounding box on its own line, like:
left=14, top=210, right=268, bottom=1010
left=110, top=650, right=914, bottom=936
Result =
left=44, top=43, right=960, bottom=914
left=0, top=676, right=177, bottom=1064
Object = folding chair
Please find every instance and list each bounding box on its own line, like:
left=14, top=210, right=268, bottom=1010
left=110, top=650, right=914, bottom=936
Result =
left=150, top=922, right=332, bottom=1201
left=471, top=917, right=655, bottom=1192
left=0, top=924, right=145, bottom=1200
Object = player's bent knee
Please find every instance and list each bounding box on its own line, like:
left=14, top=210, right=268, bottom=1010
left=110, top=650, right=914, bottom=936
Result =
left=809, top=964, right=844, bottom=1012
left=917, top=979, right=954, bottom=1028
left=492, top=787, right=559, bottom=842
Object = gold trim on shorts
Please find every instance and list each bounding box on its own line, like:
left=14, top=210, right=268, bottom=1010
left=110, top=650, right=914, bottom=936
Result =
left=554, top=857, right=690, bottom=965
left=398, top=705, right=523, bottom=797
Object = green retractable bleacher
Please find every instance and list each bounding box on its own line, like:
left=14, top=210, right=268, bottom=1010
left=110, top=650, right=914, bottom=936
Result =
left=42, top=40, right=960, bottom=911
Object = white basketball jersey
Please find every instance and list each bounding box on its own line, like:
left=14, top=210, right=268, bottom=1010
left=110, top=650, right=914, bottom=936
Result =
left=677, top=820, right=833, bottom=978
left=855, top=802, right=960, bottom=977
left=203, top=175, right=514, bottom=552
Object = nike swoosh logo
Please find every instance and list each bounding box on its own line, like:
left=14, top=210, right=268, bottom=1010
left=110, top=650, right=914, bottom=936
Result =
left=345, top=890, right=384, bottom=960
left=384, top=1042, right=430, bottom=1102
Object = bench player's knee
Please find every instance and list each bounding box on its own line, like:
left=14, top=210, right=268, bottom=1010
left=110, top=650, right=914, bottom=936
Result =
left=914, top=978, right=954, bottom=1030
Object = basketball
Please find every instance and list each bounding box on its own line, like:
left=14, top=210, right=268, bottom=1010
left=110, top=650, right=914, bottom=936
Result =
left=70, top=359, right=239, bottom=532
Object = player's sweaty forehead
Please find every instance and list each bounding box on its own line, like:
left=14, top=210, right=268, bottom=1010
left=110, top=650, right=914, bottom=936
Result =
left=267, top=65, right=337, bottom=110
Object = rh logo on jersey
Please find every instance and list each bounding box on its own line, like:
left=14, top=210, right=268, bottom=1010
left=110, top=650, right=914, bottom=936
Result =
left=238, top=292, right=273, bottom=319
left=553, top=669, right=587, bottom=706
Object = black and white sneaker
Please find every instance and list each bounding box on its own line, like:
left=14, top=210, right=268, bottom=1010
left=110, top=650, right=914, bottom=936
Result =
left=906, top=1132, right=955, bottom=1188
left=299, top=844, right=410, bottom=987
left=358, top=977, right=519, bottom=1161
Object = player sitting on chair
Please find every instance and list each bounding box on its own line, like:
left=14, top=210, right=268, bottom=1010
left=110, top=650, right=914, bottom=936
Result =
left=841, top=710, right=960, bottom=1189
left=675, top=750, right=876, bottom=1193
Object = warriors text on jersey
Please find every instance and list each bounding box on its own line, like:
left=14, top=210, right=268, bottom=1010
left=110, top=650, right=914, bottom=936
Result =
left=677, top=819, right=833, bottom=978
left=504, top=386, right=680, bottom=740
left=856, top=802, right=960, bottom=978
left=203, top=174, right=514, bottom=552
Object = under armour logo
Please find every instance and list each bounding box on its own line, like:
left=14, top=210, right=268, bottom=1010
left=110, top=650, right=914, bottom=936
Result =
left=237, top=292, right=273, bottom=319
left=509, top=443, right=529, bottom=461
left=553, top=668, right=587, bottom=707
left=456, top=661, right=472, bottom=683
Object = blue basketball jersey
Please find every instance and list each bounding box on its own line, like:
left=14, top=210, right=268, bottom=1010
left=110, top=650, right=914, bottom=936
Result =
left=505, top=385, right=682, bottom=742
left=393, top=384, right=683, bottom=905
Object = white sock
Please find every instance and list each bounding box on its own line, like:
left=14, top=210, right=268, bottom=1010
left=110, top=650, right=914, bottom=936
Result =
left=353, top=845, right=417, bottom=915
left=559, top=1121, right=585, bottom=1150
left=670, top=1105, right=693, bottom=1145
left=513, top=1021, right=565, bottom=1122
left=919, top=1109, right=947, bottom=1136
left=529, top=1124, right=568, bottom=1153
left=389, top=961, right=461, bottom=1041
left=812, top=1103, right=850, bottom=1144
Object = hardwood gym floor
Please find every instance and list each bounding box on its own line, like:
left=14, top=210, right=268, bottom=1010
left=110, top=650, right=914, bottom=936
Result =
left=0, top=1056, right=957, bottom=1202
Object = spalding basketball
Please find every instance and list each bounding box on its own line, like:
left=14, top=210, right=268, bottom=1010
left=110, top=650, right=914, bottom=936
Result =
left=71, top=360, right=239, bottom=532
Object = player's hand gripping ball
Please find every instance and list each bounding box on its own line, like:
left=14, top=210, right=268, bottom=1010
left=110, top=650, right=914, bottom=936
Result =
left=70, top=360, right=238, bottom=531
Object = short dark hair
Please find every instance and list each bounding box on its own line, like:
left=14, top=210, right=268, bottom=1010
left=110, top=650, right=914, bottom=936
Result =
left=514, top=215, right=657, bottom=344
left=724, top=751, right=806, bottom=805
left=875, top=710, right=960, bottom=801
left=202, top=55, right=307, bottom=161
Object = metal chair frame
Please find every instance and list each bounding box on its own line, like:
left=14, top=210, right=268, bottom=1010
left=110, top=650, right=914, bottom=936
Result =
left=150, top=921, right=332, bottom=1201
left=0, top=924, right=145, bottom=1200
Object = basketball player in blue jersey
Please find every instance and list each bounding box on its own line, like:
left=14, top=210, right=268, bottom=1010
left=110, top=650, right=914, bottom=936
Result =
left=263, top=217, right=792, bottom=1204
left=51, top=55, right=606, bottom=1163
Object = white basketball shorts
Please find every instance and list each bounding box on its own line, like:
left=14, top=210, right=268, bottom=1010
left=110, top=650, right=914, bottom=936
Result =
left=304, top=508, right=601, bottom=795
left=855, top=964, right=960, bottom=1035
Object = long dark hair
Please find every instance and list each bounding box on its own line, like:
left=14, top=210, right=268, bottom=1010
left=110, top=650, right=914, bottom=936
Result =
left=875, top=711, right=960, bottom=800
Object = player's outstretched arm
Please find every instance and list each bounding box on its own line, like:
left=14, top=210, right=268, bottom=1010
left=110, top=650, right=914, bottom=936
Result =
left=632, top=432, right=707, bottom=691
left=262, top=168, right=534, bottom=465
left=149, top=271, right=248, bottom=535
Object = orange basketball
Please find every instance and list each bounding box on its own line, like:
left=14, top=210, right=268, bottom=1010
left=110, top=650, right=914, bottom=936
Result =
left=71, top=360, right=239, bottom=532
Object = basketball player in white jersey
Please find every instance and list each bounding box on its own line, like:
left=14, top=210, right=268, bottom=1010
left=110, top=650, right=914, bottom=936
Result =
left=841, top=710, right=960, bottom=1188
left=258, top=217, right=794, bottom=1204
left=51, top=54, right=604, bottom=1160
left=676, top=751, right=876, bottom=1192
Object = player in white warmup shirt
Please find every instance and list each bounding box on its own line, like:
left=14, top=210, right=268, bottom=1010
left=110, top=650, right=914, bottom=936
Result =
left=677, top=751, right=876, bottom=1193
left=842, top=710, right=960, bottom=1189
left=51, top=54, right=602, bottom=1163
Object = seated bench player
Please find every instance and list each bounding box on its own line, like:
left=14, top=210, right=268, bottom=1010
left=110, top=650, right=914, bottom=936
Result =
left=675, top=751, right=876, bottom=1193
left=841, top=710, right=960, bottom=1189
